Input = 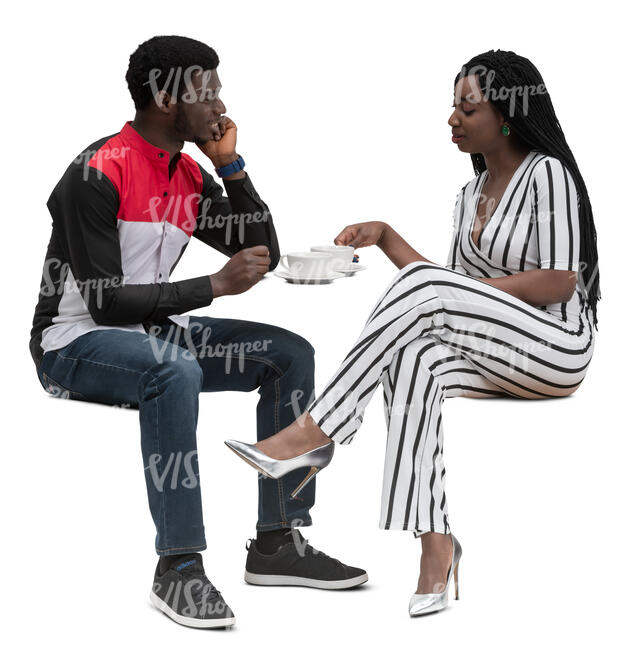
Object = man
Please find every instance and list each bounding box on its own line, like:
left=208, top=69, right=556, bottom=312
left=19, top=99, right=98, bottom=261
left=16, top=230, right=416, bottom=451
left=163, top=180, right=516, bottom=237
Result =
left=29, top=35, right=367, bottom=629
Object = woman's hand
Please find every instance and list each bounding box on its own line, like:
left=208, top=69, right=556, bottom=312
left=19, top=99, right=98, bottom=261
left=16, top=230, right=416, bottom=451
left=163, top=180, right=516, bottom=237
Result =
left=334, top=221, right=388, bottom=249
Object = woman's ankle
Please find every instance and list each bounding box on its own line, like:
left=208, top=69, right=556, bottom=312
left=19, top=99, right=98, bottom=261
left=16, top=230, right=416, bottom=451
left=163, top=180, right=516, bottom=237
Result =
left=294, top=413, right=331, bottom=444
left=256, top=414, right=330, bottom=459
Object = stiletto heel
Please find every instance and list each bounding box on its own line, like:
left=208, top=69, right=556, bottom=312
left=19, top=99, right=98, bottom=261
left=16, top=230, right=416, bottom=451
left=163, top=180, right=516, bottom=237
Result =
left=224, top=439, right=335, bottom=497
left=291, top=466, right=321, bottom=498
left=454, top=562, right=459, bottom=600
left=409, top=532, right=462, bottom=617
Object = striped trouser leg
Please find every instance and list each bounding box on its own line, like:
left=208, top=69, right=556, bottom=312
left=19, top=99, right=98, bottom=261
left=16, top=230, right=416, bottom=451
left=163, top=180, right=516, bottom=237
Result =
left=307, top=261, right=596, bottom=534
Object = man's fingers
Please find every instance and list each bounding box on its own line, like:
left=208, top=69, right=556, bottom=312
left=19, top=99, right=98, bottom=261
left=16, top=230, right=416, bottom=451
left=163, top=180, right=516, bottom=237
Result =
left=210, top=122, right=221, bottom=141
left=250, top=266, right=270, bottom=279
left=242, top=255, right=271, bottom=270
left=245, top=245, right=270, bottom=256
left=222, top=116, right=237, bottom=131
left=244, top=252, right=271, bottom=264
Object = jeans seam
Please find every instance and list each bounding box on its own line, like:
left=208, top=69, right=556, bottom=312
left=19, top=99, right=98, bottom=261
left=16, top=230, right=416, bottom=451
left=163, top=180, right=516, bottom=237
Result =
left=147, top=372, right=168, bottom=551
left=216, top=350, right=290, bottom=530
left=201, top=353, right=286, bottom=377
left=272, top=377, right=289, bottom=524
left=52, top=351, right=147, bottom=377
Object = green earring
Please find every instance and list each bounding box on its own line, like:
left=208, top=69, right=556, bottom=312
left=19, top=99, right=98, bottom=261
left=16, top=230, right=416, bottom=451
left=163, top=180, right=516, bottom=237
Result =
left=501, top=124, right=511, bottom=136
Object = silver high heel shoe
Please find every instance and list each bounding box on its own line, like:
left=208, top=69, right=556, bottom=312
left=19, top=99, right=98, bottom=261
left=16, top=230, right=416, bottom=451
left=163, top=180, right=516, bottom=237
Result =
left=224, top=439, right=335, bottom=498
left=409, top=532, right=462, bottom=617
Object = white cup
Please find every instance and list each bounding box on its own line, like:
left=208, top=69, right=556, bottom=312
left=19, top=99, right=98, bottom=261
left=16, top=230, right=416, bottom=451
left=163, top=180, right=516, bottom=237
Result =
left=279, top=252, right=335, bottom=278
left=310, top=245, right=355, bottom=271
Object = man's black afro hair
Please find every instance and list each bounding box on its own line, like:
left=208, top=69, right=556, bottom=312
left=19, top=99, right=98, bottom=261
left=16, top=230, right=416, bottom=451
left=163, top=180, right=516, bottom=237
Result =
left=126, top=35, right=219, bottom=110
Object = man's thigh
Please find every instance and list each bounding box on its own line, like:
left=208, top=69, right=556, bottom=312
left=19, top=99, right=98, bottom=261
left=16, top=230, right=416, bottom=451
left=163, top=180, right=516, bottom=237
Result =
left=160, top=316, right=315, bottom=393
left=36, top=327, right=191, bottom=407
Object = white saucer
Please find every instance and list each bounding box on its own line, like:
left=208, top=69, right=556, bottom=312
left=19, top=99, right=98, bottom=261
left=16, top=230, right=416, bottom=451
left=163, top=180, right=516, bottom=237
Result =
left=274, top=269, right=344, bottom=284
left=334, top=263, right=367, bottom=277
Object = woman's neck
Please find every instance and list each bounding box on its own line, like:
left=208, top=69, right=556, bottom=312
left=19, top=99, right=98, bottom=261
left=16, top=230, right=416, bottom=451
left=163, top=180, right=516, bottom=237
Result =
left=482, top=143, right=532, bottom=182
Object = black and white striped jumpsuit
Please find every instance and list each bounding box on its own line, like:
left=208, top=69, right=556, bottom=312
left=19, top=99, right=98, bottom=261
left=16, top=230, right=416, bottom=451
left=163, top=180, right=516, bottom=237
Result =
left=306, top=151, right=596, bottom=536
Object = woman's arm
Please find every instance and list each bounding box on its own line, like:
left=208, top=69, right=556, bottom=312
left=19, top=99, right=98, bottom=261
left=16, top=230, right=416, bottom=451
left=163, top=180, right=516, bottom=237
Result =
left=335, top=220, right=576, bottom=307
left=380, top=228, right=577, bottom=306
left=377, top=225, right=436, bottom=269
left=334, top=221, right=439, bottom=270
left=480, top=270, right=578, bottom=307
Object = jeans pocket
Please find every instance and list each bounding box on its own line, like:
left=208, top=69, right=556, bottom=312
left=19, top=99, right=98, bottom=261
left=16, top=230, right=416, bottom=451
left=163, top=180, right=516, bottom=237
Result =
left=41, top=371, right=88, bottom=401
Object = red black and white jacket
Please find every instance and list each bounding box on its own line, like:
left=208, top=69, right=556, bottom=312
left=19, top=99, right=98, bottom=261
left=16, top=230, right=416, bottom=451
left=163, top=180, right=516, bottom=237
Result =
left=29, top=121, right=280, bottom=368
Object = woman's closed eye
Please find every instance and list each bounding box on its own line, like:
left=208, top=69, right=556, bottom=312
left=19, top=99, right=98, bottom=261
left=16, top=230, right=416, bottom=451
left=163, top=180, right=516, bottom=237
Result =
left=451, top=104, right=475, bottom=115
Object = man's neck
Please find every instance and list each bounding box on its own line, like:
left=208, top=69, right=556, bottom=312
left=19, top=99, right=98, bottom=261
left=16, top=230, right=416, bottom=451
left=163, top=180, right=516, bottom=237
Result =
left=130, top=114, right=183, bottom=162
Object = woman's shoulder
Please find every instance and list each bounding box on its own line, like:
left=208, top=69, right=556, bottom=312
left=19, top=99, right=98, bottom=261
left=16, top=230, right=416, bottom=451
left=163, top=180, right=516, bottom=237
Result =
left=528, top=151, right=573, bottom=183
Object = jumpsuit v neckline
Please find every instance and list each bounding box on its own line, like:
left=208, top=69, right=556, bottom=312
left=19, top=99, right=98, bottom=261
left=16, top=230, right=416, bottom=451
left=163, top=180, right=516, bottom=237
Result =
left=469, top=151, right=535, bottom=251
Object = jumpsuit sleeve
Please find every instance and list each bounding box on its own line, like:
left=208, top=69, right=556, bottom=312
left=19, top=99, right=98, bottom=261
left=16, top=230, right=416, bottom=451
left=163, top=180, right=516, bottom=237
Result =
left=48, top=165, right=214, bottom=327
left=445, top=185, right=469, bottom=275
left=532, top=158, right=580, bottom=271
left=192, top=163, right=280, bottom=271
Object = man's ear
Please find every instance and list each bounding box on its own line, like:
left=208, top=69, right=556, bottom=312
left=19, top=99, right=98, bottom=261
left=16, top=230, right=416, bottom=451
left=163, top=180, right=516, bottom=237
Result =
left=152, top=89, right=173, bottom=114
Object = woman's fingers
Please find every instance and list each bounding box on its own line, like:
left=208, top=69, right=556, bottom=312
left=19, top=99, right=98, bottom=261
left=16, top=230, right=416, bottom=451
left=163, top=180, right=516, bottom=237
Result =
left=347, top=235, right=366, bottom=248
left=334, top=225, right=357, bottom=246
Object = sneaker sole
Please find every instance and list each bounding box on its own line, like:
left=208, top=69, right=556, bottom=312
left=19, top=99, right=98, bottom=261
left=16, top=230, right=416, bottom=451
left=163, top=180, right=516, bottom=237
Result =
left=244, top=570, right=368, bottom=590
left=149, top=591, right=236, bottom=628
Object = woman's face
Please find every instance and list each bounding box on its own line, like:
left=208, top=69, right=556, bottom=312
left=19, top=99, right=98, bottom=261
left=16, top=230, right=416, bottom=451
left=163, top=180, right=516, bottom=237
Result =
left=448, top=74, right=505, bottom=155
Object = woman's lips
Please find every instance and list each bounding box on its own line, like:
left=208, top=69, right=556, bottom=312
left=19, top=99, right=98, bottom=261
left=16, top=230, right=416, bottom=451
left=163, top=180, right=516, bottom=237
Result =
left=452, top=135, right=466, bottom=144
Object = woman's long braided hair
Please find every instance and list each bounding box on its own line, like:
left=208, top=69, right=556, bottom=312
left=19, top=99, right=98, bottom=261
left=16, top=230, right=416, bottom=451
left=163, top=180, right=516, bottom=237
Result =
left=454, top=50, right=600, bottom=330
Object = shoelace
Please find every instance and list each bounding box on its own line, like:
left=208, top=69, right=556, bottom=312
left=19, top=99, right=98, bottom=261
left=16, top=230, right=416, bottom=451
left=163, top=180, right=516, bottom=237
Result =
left=301, top=541, right=345, bottom=567
left=177, top=565, right=222, bottom=605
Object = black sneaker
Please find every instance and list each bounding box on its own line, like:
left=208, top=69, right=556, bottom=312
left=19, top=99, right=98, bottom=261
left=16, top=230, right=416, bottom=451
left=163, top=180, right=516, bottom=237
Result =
left=245, top=530, right=368, bottom=589
left=150, top=553, right=235, bottom=628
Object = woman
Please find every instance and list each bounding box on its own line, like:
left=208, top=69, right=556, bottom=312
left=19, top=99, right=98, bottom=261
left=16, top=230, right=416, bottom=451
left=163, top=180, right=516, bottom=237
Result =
left=226, top=49, right=600, bottom=616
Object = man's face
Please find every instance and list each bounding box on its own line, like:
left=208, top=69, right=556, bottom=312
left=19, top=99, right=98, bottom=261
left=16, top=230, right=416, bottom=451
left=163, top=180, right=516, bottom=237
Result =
left=173, top=68, right=226, bottom=144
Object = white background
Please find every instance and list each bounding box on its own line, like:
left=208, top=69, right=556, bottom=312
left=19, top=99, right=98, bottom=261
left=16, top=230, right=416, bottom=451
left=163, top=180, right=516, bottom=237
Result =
left=2, top=1, right=634, bottom=647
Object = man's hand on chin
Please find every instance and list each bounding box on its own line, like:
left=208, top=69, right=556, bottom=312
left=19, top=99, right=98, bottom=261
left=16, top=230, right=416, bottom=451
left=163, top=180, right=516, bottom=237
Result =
left=196, top=116, right=243, bottom=178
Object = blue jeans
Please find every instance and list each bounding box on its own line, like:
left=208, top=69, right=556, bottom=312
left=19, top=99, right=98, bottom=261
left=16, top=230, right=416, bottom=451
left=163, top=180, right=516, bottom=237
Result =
left=35, top=316, right=316, bottom=555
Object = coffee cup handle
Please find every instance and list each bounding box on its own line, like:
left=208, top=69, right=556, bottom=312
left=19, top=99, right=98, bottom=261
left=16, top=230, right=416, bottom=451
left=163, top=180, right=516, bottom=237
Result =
left=279, top=254, right=290, bottom=271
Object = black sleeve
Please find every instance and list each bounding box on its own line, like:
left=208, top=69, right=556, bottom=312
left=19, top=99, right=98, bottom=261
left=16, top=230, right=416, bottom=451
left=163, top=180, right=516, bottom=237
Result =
left=48, top=166, right=213, bottom=327
left=193, top=164, right=281, bottom=270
